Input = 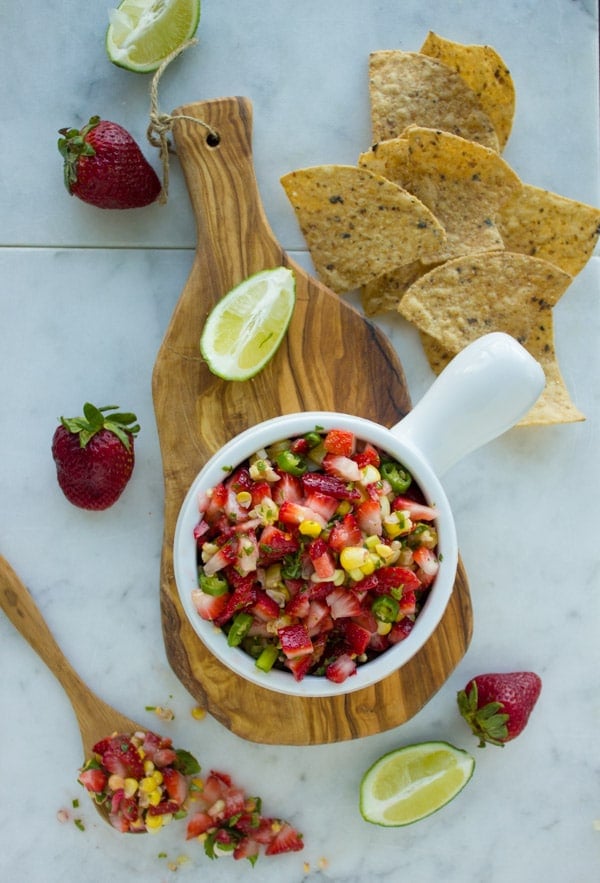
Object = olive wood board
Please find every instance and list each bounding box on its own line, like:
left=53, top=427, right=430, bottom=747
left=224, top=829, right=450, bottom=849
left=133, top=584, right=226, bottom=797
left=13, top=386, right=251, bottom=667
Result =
left=152, top=97, right=473, bottom=745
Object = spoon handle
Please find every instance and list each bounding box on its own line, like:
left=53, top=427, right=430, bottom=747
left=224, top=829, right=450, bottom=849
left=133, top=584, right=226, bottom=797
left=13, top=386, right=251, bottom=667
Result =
left=0, top=555, right=89, bottom=697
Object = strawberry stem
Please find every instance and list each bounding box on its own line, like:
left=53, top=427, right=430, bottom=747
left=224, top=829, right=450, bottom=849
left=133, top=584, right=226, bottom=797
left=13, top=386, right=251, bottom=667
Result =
left=60, top=403, right=140, bottom=450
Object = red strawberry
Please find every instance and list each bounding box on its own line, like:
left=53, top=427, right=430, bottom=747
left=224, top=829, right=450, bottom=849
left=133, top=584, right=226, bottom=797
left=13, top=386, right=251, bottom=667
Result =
left=457, top=671, right=542, bottom=747
left=78, top=767, right=108, bottom=793
left=278, top=623, right=313, bottom=659
left=58, top=116, right=161, bottom=209
left=51, top=403, right=139, bottom=510
left=325, top=586, right=363, bottom=619
left=264, top=821, right=304, bottom=855
left=325, top=653, right=357, bottom=683
left=323, top=429, right=355, bottom=457
left=191, top=588, right=229, bottom=621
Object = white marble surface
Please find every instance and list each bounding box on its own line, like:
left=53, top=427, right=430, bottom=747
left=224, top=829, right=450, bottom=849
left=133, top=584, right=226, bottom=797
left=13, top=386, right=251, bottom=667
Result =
left=0, top=2, right=599, bottom=881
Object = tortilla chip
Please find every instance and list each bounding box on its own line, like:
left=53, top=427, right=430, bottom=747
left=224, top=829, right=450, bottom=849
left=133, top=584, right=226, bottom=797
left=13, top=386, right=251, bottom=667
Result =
left=403, top=127, right=522, bottom=260
left=361, top=260, right=439, bottom=315
left=280, top=164, right=446, bottom=293
left=419, top=320, right=585, bottom=425
left=369, top=50, right=500, bottom=151
left=496, top=183, right=600, bottom=277
left=358, top=136, right=411, bottom=185
left=398, top=251, right=572, bottom=354
left=420, top=31, right=515, bottom=151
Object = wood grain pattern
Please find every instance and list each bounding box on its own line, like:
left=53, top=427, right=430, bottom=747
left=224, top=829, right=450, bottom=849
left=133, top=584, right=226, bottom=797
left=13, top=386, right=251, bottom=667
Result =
left=152, top=97, right=473, bottom=744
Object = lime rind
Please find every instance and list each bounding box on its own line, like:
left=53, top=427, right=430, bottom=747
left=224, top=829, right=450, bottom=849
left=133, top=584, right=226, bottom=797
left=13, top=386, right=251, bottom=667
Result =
left=200, top=267, right=296, bottom=382
left=359, top=741, right=475, bottom=827
left=106, top=0, right=201, bottom=73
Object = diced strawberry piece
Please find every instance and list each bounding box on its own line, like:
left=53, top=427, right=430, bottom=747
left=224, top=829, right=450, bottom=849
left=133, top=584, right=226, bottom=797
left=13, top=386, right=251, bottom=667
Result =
left=204, top=483, right=229, bottom=523
left=153, top=747, right=177, bottom=768
left=186, top=810, right=214, bottom=839
left=192, top=588, right=229, bottom=622
left=162, top=768, right=188, bottom=805
left=214, top=578, right=258, bottom=626
left=353, top=442, right=380, bottom=468
left=203, top=540, right=237, bottom=575
left=325, top=653, right=357, bottom=683
left=193, top=520, right=210, bottom=542
left=328, top=513, right=362, bottom=552
left=323, top=429, right=355, bottom=457
left=290, top=436, right=310, bottom=455
left=250, top=480, right=272, bottom=505
left=285, top=592, right=310, bottom=619
left=412, top=547, right=440, bottom=587
left=278, top=623, right=313, bottom=659
left=392, top=496, right=439, bottom=521
left=285, top=653, right=313, bottom=681
left=375, top=565, right=422, bottom=594
left=323, top=453, right=361, bottom=482
left=340, top=620, right=372, bottom=655
left=272, top=472, right=304, bottom=504
left=304, top=490, right=339, bottom=521
left=258, top=524, right=299, bottom=564
left=147, top=799, right=181, bottom=817
left=369, top=631, right=390, bottom=652
left=389, top=617, right=415, bottom=643
left=234, top=836, right=261, bottom=862
left=302, top=471, right=360, bottom=500
left=305, top=599, right=333, bottom=635
left=279, top=500, right=326, bottom=527
left=78, top=767, right=108, bottom=793
left=252, top=590, right=281, bottom=620
left=308, top=537, right=336, bottom=579
left=101, top=743, right=144, bottom=779
left=326, top=586, right=364, bottom=619
left=356, top=499, right=382, bottom=535
left=399, top=589, right=417, bottom=616
left=264, top=821, right=304, bottom=855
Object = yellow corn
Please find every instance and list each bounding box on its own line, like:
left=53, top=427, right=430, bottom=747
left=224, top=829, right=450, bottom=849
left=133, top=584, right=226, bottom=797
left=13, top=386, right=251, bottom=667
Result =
left=143, top=759, right=155, bottom=775
left=124, top=778, right=139, bottom=797
left=375, top=543, right=394, bottom=561
left=236, top=490, right=252, bottom=507
left=340, top=546, right=369, bottom=571
left=191, top=706, right=206, bottom=721
left=140, top=776, right=158, bottom=793
left=360, top=464, right=381, bottom=485
left=108, top=774, right=125, bottom=792
left=145, top=814, right=163, bottom=831
left=299, top=519, right=322, bottom=537
left=365, top=535, right=379, bottom=551
left=377, top=620, right=393, bottom=636
left=152, top=770, right=164, bottom=785
left=148, top=789, right=162, bottom=806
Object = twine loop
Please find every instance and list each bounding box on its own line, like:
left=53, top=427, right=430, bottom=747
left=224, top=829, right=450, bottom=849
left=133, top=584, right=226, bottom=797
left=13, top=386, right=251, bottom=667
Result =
left=146, top=39, right=219, bottom=204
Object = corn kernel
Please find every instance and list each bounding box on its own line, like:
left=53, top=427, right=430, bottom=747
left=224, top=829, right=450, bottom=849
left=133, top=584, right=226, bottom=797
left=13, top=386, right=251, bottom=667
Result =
left=145, top=814, right=164, bottom=831
left=140, top=776, right=158, bottom=793
left=143, top=759, right=155, bottom=775
left=360, top=554, right=377, bottom=576
left=375, top=543, right=394, bottom=561
left=152, top=770, right=164, bottom=785
left=360, top=464, right=381, bottom=485
left=108, top=774, right=125, bottom=792
left=340, top=546, right=369, bottom=571
left=377, top=620, right=392, bottom=635
left=148, top=789, right=162, bottom=806
left=191, top=706, right=206, bottom=721
left=236, top=490, right=252, bottom=507
left=365, top=535, right=379, bottom=551
left=271, top=820, right=282, bottom=833
left=124, top=778, right=139, bottom=797
left=299, top=519, right=322, bottom=537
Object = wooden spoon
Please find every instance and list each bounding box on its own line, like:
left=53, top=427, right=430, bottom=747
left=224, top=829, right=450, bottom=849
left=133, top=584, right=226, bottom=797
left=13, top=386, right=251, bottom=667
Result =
left=0, top=555, right=145, bottom=826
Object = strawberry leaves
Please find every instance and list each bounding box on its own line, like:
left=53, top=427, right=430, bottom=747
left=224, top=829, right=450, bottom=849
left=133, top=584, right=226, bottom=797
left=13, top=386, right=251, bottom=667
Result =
left=457, top=680, right=509, bottom=747
left=60, top=403, right=140, bottom=450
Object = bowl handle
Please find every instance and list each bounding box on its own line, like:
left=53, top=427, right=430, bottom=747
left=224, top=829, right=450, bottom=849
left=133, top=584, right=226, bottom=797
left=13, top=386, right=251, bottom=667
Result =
left=390, top=332, right=545, bottom=476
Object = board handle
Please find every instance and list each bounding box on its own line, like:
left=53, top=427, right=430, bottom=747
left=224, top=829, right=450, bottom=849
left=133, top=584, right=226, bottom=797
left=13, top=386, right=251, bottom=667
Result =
left=171, top=97, right=282, bottom=277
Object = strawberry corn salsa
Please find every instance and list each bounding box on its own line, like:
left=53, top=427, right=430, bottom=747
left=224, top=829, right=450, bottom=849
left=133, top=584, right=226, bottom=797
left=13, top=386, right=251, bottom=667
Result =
left=192, top=428, right=440, bottom=684
left=78, top=730, right=303, bottom=861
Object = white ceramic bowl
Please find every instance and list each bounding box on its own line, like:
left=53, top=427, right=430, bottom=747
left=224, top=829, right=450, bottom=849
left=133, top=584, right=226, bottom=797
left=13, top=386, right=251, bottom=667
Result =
left=174, top=333, right=545, bottom=697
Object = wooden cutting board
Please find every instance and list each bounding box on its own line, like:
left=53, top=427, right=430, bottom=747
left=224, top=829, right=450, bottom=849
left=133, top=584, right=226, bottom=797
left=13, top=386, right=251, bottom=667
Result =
left=152, top=97, right=472, bottom=745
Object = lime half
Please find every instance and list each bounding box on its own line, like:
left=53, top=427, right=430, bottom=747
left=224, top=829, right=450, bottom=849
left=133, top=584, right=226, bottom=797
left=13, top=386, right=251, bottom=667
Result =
left=200, top=267, right=296, bottom=381
left=359, top=741, right=475, bottom=826
left=106, top=0, right=201, bottom=73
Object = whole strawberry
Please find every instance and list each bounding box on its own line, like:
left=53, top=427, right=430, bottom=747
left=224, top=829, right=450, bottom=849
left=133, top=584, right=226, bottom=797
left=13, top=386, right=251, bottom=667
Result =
left=58, top=116, right=161, bottom=209
left=457, top=671, right=542, bottom=747
left=51, top=403, right=140, bottom=510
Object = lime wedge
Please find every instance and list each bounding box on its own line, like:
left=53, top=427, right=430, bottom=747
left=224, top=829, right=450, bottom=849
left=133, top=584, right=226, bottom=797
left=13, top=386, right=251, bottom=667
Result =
left=359, top=741, right=475, bottom=826
left=200, top=267, right=296, bottom=381
left=106, top=0, right=201, bottom=73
